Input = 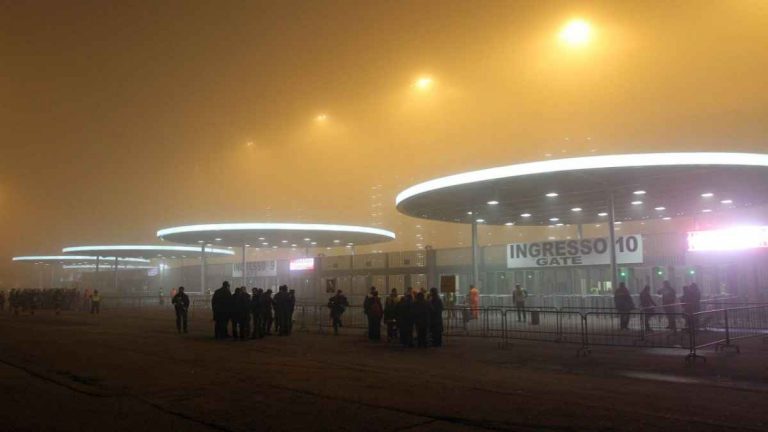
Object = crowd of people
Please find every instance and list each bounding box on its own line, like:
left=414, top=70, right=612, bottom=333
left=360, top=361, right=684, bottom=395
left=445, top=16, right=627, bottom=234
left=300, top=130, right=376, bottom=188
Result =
left=0, top=288, right=101, bottom=315
left=174, top=281, right=298, bottom=338
left=330, top=286, right=446, bottom=348
left=614, top=281, right=702, bottom=332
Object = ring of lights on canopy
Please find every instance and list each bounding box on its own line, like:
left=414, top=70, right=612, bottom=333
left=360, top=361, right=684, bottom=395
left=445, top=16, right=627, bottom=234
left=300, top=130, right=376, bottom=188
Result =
left=62, top=245, right=235, bottom=259
left=395, top=152, right=768, bottom=226
left=12, top=255, right=151, bottom=264
left=156, top=223, right=396, bottom=249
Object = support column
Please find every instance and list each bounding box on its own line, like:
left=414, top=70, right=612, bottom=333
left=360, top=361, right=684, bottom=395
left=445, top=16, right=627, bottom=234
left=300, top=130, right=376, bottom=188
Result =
left=607, top=191, right=618, bottom=290
left=577, top=224, right=584, bottom=240
left=95, top=256, right=101, bottom=292
left=242, top=244, right=247, bottom=287
left=471, top=221, right=480, bottom=291
left=113, top=257, right=119, bottom=292
left=201, top=244, right=207, bottom=295
left=159, top=259, right=165, bottom=290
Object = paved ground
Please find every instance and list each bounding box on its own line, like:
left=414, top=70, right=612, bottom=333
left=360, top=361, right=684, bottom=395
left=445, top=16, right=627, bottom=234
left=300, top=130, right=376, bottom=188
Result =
left=0, top=309, right=767, bottom=431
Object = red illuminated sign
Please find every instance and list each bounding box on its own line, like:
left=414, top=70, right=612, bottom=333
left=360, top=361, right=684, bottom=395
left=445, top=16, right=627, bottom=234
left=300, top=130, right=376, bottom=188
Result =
left=687, top=226, right=768, bottom=251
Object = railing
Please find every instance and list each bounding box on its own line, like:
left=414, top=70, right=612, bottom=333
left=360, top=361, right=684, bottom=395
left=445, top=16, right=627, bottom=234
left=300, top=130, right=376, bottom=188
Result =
left=689, top=305, right=768, bottom=355
left=97, top=295, right=768, bottom=361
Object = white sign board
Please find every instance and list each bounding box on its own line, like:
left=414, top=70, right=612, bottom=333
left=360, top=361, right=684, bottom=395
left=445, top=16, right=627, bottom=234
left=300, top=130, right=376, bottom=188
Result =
left=233, top=260, right=278, bottom=277
left=289, top=258, right=315, bottom=271
left=507, top=235, right=643, bottom=268
left=688, top=226, right=768, bottom=251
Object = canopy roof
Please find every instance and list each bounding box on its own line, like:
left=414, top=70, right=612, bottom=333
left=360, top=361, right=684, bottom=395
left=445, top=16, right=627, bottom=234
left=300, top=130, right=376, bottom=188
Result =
left=396, top=152, right=768, bottom=226
left=12, top=255, right=150, bottom=264
left=157, top=223, right=396, bottom=248
left=62, top=245, right=235, bottom=259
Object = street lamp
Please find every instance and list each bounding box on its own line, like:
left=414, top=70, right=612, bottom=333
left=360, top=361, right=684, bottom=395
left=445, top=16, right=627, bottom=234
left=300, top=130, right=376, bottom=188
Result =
left=413, top=76, right=434, bottom=91
left=560, top=19, right=591, bottom=46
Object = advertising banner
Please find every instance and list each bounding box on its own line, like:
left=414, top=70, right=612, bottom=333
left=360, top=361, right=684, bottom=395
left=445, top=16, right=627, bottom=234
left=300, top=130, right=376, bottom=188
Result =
left=232, top=260, right=278, bottom=277
left=507, top=235, right=643, bottom=268
left=289, top=258, right=315, bottom=271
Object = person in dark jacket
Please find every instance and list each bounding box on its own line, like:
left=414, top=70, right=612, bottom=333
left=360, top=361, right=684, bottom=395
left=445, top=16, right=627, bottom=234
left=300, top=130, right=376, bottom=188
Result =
left=261, top=289, right=274, bottom=335
left=287, top=289, right=296, bottom=334
left=639, top=285, right=656, bottom=332
left=273, top=285, right=292, bottom=336
left=681, top=283, right=702, bottom=332
left=250, top=288, right=263, bottom=339
left=396, top=287, right=415, bottom=347
left=233, top=287, right=251, bottom=340
left=614, top=282, right=635, bottom=330
left=383, top=289, right=399, bottom=342
left=412, top=292, right=431, bottom=348
left=658, top=281, right=677, bottom=331
left=428, top=287, right=444, bottom=347
left=171, top=286, right=190, bottom=333
left=327, top=290, right=349, bottom=335
left=364, top=289, right=383, bottom=340
left=211, top=281, right=232, bottom=339
left=231, top=288, right=242, bottom=338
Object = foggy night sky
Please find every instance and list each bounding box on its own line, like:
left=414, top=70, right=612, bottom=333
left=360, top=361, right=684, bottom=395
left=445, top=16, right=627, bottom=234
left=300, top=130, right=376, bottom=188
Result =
left=2, top=1, right=767, bottom=284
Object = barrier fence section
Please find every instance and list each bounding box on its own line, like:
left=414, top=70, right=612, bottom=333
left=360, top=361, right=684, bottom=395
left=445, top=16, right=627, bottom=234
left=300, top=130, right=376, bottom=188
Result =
left=690, top=305, right=768, bottom=355
left=98, top=296, right=768, bottom=360
left=582, top=311, right=692, bottom=350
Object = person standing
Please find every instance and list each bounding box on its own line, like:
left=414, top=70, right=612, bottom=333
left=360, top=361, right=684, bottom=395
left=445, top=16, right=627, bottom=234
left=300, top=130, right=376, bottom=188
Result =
left=384, top=289, right=399, bottom=342
left=261, top=289, right=274, bottom=335
left=287, top=289, right=296, bottom=334
left=234, top=287, right=251, bottom=340
left=231, top=288, right=243, bottom=339
left=273, top=285, right=291, bottom=336
left=412, top=292, right=431, bottom=348
left=0, top=290, right=5, bottom=312
left=428, top=287, right=444, bottom=347
left=613, top=282, right=634, bottom=330
left=512, top=284, right=527, bottom=322
left=658, top=281, right=677, bottom=331
left=468, top=284, right=480, bottom=320
left=90, top=290, right=101, bottom=315
left=365, top=289, right=383, bottom=341
left=327, top=289, right=349, bottom=335
left=681, top=283, right=702, bottom=332
left=639, top=285, right=656, bottom=332
left=396, top=287, right=415, bottom=347
left=211, top=281, right=232, bottom=339
left=172, top=286, right=190, bottom=334
left=250, top=288, right=263, bottom=339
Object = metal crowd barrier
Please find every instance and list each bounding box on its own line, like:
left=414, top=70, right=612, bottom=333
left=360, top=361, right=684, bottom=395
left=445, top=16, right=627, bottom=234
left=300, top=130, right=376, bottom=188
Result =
left=689, top=305, right=768, bottom=356
left=98, top=296, right=768, bottom=361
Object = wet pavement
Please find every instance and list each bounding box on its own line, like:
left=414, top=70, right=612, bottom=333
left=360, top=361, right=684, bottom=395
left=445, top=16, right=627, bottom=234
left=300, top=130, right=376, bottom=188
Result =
left=1, top=309, right=767, bottom=431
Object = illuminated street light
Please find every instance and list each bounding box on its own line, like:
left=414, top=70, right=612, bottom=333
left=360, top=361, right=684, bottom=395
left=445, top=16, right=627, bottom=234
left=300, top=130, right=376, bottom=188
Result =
left=413, top=76, right=434, bottom=91
left=315, top=113, right=328, bottom=123
left=560, top=19, right=592, bottom=46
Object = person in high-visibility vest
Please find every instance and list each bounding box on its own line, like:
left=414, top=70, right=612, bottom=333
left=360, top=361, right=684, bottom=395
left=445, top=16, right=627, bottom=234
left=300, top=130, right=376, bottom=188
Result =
left=468, top=284, right=480, bottom=320
left=90, top=290, right=101, bottom=314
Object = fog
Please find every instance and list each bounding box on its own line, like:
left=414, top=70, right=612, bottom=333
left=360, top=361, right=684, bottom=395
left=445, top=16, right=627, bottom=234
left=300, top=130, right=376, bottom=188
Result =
left=2, top=1, right=767, bottom=284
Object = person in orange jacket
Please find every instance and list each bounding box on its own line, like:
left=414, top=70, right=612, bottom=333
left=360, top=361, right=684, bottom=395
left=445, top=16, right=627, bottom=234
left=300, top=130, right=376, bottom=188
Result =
left=468, top=284, right=480, bottom=320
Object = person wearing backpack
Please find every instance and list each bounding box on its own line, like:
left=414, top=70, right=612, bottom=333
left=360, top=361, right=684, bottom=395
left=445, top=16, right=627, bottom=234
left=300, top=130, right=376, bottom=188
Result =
left=383, top=289, right=399, bottom=342
left=364, top=288, right=383, bottom=340
left=327, top=290, right=349, bottom=335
